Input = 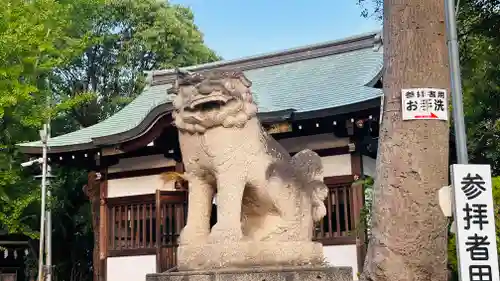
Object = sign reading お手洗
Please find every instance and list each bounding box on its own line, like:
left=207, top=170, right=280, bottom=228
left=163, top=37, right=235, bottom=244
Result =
left=401, top=88, right=448, bottom=121
left=451, top=164, right=499, bottom=281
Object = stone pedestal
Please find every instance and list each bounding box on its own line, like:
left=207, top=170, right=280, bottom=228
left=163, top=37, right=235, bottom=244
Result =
left=177, top=241, right=324, bottom=270
left=146, top=266, right=353, bottom=281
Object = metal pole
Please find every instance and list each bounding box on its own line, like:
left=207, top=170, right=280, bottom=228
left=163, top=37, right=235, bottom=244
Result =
left=45, top=165, right=52, bottom=281
left=444, top=0, right=469, bottom=164
left=44, top=80, right=53, bottom=281
left=37, top=125, right=48, bottom=281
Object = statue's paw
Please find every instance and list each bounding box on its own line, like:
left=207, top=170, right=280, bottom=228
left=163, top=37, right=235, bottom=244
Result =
left=179, top=225, right=209, bottom=245
left=207, top=223, right=243, bottom=244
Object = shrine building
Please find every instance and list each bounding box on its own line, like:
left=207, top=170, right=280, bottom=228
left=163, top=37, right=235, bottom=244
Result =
left=0, top=233, right=31, bottom=281
left=17, top=31, right=384, bottom=281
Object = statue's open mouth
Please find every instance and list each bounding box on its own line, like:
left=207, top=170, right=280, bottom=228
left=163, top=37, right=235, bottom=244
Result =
left=189, top=95, right=233, bottom=111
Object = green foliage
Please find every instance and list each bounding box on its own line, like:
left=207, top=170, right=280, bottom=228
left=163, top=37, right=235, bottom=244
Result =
left=356, top=0, right=382, bottom=21
left=0, top=0, right=90, bottom=128
left=51, top=0, right=220, bottom=128
left=0, top=0, right=91, bottom=242
left=48, top=167, right=94, bottom=281
left=1, top=0, right=218, bottom=280
left=458, top=1, right=500, bottom=175
left=355, top=176, right=374, bottom=240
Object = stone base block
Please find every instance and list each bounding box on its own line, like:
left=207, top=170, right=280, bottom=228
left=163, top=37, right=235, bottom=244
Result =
left=177, top=241, right=324, bottom=270
left=146, top=266, right=353, bottom=281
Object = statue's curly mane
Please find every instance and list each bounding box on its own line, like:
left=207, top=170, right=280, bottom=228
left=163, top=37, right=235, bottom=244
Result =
left=171, top=70, right=258, bottom=134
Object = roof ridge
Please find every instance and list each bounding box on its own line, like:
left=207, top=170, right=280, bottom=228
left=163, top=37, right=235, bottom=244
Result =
left=149, top=30, right=382, bottom=85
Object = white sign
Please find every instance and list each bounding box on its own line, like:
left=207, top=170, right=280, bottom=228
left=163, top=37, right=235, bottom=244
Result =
left=401, top=88, right=448, bottom=121
left=451, top=164, right=499, bottom=281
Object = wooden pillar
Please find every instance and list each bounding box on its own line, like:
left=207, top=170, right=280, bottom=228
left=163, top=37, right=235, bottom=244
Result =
left=98, top=161, right=108, bottom=281
left=84, top=171, right=102, bottom=281
left=173, top=160, right=185, bottom=262
left=155, top=190, right=161, bottom=273
left=350, top=139, right=366, bottom=275
left=174, top=161, right=187, bottom=190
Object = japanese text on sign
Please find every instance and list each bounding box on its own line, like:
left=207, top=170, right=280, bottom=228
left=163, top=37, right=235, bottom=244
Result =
left=401, top=88, right=448, bottom=121
left=451, top=164, right=499, bottom=281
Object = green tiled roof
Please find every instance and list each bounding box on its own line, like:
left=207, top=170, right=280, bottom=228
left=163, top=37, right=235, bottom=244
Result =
left=18, top=31, right=383, bottom=153
left=18, top=83, right=174, bottom=151
left=245, top=47, right=382, bottom=112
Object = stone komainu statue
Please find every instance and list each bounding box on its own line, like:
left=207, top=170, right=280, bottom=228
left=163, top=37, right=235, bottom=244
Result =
left=169, top=69, right=329, bottom=270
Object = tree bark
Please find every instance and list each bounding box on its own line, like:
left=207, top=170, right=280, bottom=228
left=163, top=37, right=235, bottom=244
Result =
left=359, top=1, right=450, bottom=281
left=84, top=171, right=101, bottom=281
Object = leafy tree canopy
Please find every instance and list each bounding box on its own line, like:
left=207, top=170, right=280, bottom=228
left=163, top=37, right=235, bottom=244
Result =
left=0, top=0, right=218, bottom=279
left=51, top=0, right=220, bottom=129
left=0, top=0, right=90, bottom=239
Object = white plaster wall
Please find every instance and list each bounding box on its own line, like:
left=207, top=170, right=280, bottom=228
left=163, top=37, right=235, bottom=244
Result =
left=107, top=154, right=351, bottom=198
left=362, top=155, right=376, bottom=179
left=277, top=134, right=352, bottom=178
left=209, top=154, right=351, bottom=206
left=107, top=174, right=175, bottom=198
left=322, top=154, right=352, bottom=177
left=106, top=141, right=353, bottom=198
left=107, top=255, right=156, bottom=281
left=107, top=154, right=177, bottom=198
left=278, top=134, right=349, bottom=153
left=108, top=154, right=175, bottom=173
left=323, top=245, right=358, bottom=280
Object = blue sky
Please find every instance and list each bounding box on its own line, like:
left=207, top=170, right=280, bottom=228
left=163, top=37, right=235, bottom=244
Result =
left=171, top=0, right=381, bottom=60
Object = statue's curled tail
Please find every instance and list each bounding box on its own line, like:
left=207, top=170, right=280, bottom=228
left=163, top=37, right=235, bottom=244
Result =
left=291, top=149, right=329, bottom=222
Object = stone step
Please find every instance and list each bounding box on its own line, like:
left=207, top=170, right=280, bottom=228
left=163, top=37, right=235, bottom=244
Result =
left=146, top=266, right=353, bottom=281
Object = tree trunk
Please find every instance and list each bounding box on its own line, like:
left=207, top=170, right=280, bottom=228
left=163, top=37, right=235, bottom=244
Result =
left=84, top=171, right=101, bottom=281
left=360, top=1, right=450, bottom=281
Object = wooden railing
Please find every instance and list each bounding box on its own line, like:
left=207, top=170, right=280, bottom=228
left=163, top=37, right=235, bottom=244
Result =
left=107, top=194, right=157, bottom=256
left=314, top=178, right=364, bottom=245
left=106, top=190, right=188, bottom=269
left=155, top=190, right=187, bottom=272
left=105, top=178, right=363, bottom=271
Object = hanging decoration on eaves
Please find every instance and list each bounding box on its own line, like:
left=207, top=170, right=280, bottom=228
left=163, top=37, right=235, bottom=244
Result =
left=0, top=247, right=30, bottom=259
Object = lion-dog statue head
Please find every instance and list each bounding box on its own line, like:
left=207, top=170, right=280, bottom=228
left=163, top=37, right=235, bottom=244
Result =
left=169, top=70, right=258, bottom=134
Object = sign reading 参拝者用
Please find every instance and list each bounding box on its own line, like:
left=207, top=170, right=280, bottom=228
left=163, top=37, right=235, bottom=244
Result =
left=451, top=164, right=499, bottom=281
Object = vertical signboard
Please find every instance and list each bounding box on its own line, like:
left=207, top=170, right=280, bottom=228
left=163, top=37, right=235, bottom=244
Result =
left=451, top=164, right=499, bottom=281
